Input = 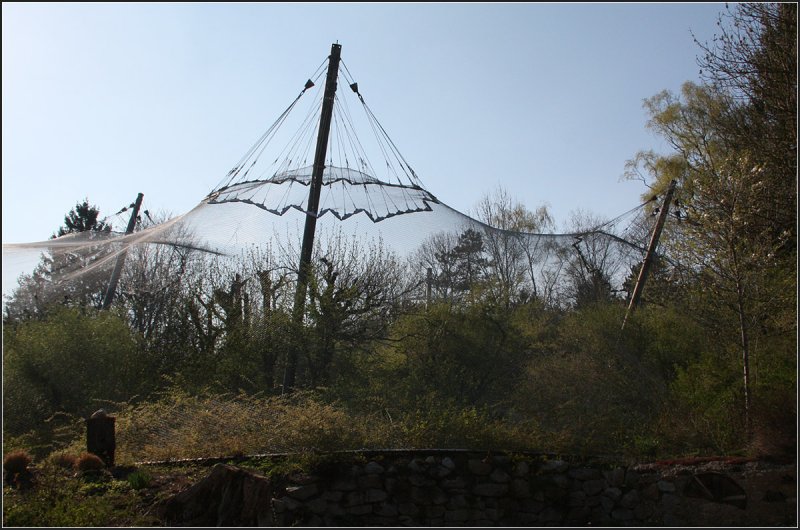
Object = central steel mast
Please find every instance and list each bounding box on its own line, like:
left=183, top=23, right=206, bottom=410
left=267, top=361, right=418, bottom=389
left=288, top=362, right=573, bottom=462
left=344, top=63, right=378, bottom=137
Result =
left=283, top=43, right=342, bottom=392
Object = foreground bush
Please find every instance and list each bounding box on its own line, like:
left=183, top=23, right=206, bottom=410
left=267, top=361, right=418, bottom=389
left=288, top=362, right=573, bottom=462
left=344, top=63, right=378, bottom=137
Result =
left=3, top=451, right=32, bottom=483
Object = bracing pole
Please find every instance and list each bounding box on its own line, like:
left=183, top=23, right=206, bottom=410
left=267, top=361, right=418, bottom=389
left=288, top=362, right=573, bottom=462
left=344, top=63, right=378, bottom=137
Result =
left=101, top=192, right=144, bottom=310
left=621, top=180, right=676, bottom=331
left=283, top=43, right=342, bottom=392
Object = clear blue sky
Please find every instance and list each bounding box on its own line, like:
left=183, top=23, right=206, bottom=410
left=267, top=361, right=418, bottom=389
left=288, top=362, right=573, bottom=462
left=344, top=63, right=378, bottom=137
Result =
left=3, top=2, right=726, bottom=245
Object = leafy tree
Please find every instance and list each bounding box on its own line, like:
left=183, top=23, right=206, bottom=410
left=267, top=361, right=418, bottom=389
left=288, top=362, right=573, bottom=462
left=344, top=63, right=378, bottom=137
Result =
left=5, top=199, right=113, bottom=321
left=624, top=3, right=796, bottom=441
left=474, top=186, right=555, bottom=306
left=416, top=228, right=490, bottom=302
left=52, top=199, right=111, bottom=238
left=561, top=211, right=623, bottom=308
left=301, top=238, right=410, bottom=389
left=694, top=3, right=796, bottom=249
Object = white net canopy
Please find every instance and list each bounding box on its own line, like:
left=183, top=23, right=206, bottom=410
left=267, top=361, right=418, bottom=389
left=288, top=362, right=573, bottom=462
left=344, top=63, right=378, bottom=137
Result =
left=2, top=48, right=659, bottom=312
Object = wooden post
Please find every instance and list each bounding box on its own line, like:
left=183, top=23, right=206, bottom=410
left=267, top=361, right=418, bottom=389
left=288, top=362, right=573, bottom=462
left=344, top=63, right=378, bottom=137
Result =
left=621, top=180, right=677, bottom=331
left=283, top=43, right=342, bottom=392
left=101, top=192, right=144, bottom=309
left=86, top=409, right=116, bottom=467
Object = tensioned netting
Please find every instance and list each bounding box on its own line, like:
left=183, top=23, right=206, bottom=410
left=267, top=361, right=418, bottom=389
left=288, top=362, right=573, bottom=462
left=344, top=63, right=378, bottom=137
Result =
left=2, top=47, right=661, bottom=313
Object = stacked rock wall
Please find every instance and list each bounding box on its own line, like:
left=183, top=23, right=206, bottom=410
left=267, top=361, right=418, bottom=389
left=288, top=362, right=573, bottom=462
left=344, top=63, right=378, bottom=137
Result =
left=266, top=450, right=795, bottom=526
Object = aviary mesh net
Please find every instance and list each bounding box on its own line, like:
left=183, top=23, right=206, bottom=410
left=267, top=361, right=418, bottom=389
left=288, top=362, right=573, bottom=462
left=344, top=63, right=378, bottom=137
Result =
left=2, top=49, right=658, bottom=313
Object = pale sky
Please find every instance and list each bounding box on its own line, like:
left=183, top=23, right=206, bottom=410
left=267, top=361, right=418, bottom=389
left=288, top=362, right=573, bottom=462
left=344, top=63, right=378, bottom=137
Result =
left=2, top=2, right=726, bottom=277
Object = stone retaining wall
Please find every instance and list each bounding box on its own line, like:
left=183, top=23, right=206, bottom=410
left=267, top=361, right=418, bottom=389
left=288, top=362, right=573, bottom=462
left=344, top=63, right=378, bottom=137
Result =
left=265, top=450, right=796, bottom=526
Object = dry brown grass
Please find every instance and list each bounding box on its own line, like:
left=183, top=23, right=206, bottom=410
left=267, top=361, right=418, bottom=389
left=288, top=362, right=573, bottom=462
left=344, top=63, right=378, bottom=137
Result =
left=47, top=451, right=78, bottom=470
left=3, top=450, right=32, bottom=477
left=75, top=452, right=105, bottom=472
left=110, top=388, right=543, bottom=463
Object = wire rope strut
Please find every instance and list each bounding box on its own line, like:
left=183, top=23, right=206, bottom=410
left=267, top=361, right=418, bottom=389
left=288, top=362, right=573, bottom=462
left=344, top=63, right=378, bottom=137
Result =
left=283, top=43, right=342, bottom=393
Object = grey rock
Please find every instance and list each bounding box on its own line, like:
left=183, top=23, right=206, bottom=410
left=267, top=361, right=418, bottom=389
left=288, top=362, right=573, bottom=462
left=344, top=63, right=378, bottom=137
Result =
left=444, top=509, right=470, bottom=522
left=538, top=459, right=569, bottom=474
left=620, top=489, right=640, bottom=509
left=603, top=487, right=622, bottom=502
left=634, top=501, right=654, bottom=520
left=366, top=488, right=388, bottom=503
left=490, top=468, right=511, bottom=483
left=364, top=461, right=385, bottom=475
left=429, top=465, right=452, bottom=478
left=590, top=506, right=612, bottom=524
left=426, top=505, right=445, bottom=518
left=397, top=515, right=415, bottom=526
left=583, top=478, right=607, bottom=496
left=408, top=459, right=425, bottom=472
left=539, top=506, right=563, bottom=523
left=585, top=495, right=602, bottom=507
left=331, top=478, right=357, bottom=491
left=569, top=467, right=603, bottom=481
left=305, top=497, right=327, bottom=514
left=612, top=508, right=635, bottom=521
left=473, top=483, right=509, bottom=497
left=358, top=474, right=383, bottom=489
left=569, top=491, right=587, bottom=507
left=375, top=502, right=398, bottom=517
left=551, top=473, right=570, bottom=489
left=441, top=477, right=467, bottom=490
left=511, top=478, right=531, bottom=498
left=605, top=467, right=626, bottom=487
left=468, top=459, right=493, bottom=476
left=624, top=469, right=640, bottom=487
left=408, top=474, right=427, bottom=487
left=514, top=461, right=530, bottom=477
left=285, top=484, right=318, bottom=501
left=642, top=482, right=660, bottom=501
left=661, top=493, right=680, bottom=511
left=448, top=495, right=469, bottom=509
left=345, top=491, right=365, bottom=506
left=657, top=480, right=676, bottom=493
left=322, top=490, right=343, bottom=502
left=348, top=504, right=372, bottom=516
left=520, top=499, right=545, bottom=513
left=567, top=506, right=591, bottom=523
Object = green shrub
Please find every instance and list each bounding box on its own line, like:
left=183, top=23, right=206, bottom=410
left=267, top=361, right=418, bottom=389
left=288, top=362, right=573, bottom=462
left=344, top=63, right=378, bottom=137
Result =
left=3, top=307, right=151, bottom=450
left=126, top=470, right=151, bottom=490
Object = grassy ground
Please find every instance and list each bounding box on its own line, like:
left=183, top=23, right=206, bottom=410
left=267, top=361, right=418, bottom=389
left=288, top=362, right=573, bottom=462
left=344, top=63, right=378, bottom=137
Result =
left=2, top=461, right=206, bottom=527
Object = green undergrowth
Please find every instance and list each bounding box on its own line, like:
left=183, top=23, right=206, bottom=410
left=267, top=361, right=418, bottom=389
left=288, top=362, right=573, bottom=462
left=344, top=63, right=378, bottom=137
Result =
left=2, top=461, right=161, bottom=527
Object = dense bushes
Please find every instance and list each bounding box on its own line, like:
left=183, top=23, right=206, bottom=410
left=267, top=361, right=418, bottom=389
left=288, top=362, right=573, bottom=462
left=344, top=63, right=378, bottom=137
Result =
left=2, top=277, right=794, bottom=462
left=3, top=307, right=151, bottom=449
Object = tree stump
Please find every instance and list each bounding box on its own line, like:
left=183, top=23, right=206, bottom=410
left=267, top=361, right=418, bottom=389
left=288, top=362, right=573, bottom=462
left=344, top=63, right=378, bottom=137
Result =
left=159, top=464, right=276, bottom=526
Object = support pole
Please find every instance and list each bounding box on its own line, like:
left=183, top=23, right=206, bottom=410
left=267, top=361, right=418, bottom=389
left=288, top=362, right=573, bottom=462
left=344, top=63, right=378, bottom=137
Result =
left=621, top=180, right=676, bottom=331
left=426, top=267, right=433, bottom=307
left=283, top=43, right=342, bottom=392
left=101, top=192, right=144, bottom=310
